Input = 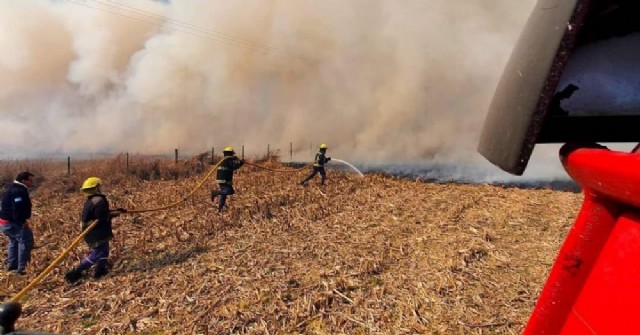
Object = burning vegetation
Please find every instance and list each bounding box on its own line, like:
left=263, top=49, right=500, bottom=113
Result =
left=0, top=155, right=580, bottom=334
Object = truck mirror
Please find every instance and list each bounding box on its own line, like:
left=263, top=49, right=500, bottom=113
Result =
left=478, top=0, right=640, bottom=175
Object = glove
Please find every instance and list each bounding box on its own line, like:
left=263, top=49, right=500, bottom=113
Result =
left=326, top=157, right=331, bottom=162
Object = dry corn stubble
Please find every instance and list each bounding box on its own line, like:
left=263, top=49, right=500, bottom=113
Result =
left=0, top=156, right=580, bottom=334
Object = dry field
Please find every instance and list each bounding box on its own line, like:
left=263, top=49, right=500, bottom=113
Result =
left=0, top=155, right=582, bottom=334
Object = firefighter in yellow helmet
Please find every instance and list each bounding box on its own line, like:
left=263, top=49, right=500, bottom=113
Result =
left=65, top=177, right=126, bottom=283
left=211, top=147, right=245, bottom=212
left=300, top=143, right=331, bottom=186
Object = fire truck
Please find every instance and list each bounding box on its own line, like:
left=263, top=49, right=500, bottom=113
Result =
left=479, top=0, right=640, bottom=334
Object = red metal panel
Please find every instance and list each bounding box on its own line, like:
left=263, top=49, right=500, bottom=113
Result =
left=523, top=147, right=640, bottom=334
left=522, top=190, right=619, bottom=335
left=562, top=148, right=640, bottom=209
left=558, top=313, right=593, bottom=335
left=559, top=212, right=640, bottom=334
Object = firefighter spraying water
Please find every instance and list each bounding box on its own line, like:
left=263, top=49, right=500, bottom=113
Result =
left=300, top=144, right=331, bottom=186
left=300, top=144, right=364, bottom=187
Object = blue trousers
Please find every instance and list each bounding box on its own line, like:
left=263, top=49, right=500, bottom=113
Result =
left=211, top=184, right=235, bottom=211
left=79, top=242, right=109, bottom=270
left=1, top=222, right=34, bottom=272
left=301, top=167, right=326, bottom=185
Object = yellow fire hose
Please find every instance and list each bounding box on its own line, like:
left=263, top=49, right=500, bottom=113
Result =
left=9, top=157, right=233, bottom=302
left=243, top=161, right=311, bottom=173
left=9, top=220, right=99, bottom=302
left=8, top=157, right=312, bottom=302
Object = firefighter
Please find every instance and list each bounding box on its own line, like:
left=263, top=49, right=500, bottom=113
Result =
left=65, top=177, right=126, bottom=283
left=300, top=143, right=331, bottom=186
left=211, top=147, right=244, bottom=212
left=0, top=172, right=35, bottom=276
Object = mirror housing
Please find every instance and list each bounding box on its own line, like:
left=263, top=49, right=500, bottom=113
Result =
left=478, top=0, right=640, bottom=175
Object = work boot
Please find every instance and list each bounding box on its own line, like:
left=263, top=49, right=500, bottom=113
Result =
left=210, top=190, right=219, bottom=202
left=93, top=265, right=109, bottom=279
left=65, top=268, right=84, bottom=284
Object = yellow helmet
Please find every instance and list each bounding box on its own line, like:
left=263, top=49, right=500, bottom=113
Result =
left=223, top=146, right=234, bottom=153
left=319, top=143, right=328, bottom=149
left=81, top=177, right=102, bottom=190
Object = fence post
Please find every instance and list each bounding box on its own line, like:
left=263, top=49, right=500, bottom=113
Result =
left=290, top=142, right=293, bottom=161
left=242, top=145, right=245, bottom=160
left=67, top=156, right=71, bottom=176
left=267, top=144, right=270, bottom=157
left=211, top=147, right=214, bottom=164
left=175, top=149, right=178, bottom=163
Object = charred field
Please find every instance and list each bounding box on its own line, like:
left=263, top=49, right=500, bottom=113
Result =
left=0, top=155, right=581, bottom=334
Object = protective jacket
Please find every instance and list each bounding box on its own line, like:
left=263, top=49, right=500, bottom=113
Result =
left=81, top=194, right=113, bottom=248
left=0, top=182, right=32, bottom=224
left=313, top=151, right=331, bottom=167
left=216, top=156, right=244, bottom=185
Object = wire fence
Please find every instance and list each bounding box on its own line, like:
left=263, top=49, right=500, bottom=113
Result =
left=0, top=142, right=324, bottom=179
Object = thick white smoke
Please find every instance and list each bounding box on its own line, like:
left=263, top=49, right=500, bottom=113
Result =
left=1, top=0, right=547, bottom=177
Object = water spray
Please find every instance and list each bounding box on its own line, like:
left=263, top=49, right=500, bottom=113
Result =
left=331, top=158, right=364, bottom=177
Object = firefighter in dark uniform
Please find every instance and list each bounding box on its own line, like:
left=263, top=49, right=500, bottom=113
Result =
left=211, top=147, right=244, bottom=212
left=0, top=172, right=34, bottom=276
left=300, top=143, right=331, bottom=186
left=65, top=177, right=126, bottom=283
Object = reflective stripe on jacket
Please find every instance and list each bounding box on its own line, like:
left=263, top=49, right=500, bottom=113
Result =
left=216, top=157, right=244, bottom=184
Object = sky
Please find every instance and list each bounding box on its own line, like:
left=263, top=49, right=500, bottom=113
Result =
left=0, top=0, right=584, bottom=180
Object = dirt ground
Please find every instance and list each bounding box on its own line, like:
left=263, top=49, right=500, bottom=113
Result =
left=0, top=157, right=582, bottom=334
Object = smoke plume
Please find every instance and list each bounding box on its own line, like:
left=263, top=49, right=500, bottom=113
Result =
left=0, top=0, right=543, bottom=176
